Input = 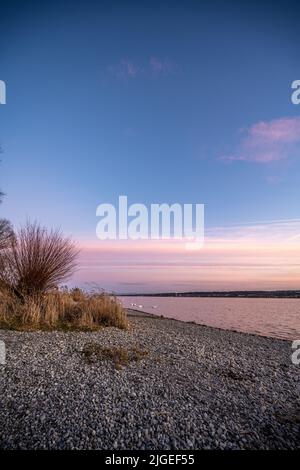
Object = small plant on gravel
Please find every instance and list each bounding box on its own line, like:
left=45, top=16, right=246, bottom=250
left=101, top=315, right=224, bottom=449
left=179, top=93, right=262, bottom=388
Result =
left=82, top=343, right=148, bottom=369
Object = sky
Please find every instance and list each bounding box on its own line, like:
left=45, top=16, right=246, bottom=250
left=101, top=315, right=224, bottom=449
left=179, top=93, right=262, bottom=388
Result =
left=1, top=0, right=300, bottom=292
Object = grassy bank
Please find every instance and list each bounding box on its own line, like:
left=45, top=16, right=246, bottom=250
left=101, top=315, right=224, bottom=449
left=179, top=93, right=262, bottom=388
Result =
left=0, top=223, right=127, bottom=331
left=0, top=288, right=128, bottom=330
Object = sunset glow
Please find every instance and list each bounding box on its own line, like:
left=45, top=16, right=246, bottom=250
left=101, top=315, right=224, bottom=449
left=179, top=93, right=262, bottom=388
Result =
left=74, top=219, right=300, bottom=292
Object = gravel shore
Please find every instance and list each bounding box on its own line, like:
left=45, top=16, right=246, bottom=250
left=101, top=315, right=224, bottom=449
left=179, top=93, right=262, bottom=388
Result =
left=0, top=311, right=299, bottom=450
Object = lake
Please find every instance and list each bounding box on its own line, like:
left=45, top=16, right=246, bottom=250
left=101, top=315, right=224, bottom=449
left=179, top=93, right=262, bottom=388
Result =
left=119, top=296, right=300, bottom=340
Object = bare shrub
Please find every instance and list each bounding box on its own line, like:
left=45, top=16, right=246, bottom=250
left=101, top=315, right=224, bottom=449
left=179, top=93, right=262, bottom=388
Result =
left=2, top=222, right=78, bottom=300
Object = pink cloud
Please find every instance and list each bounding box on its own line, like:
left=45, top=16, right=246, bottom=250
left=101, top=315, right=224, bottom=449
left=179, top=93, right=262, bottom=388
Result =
left=222, top=117, right=300, bottom=163
left=249, top=118, right=300, bottom=143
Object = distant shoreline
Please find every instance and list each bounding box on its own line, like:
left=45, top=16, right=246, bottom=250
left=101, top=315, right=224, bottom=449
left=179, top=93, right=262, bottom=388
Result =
left=119, top=290, right=300, bottom=299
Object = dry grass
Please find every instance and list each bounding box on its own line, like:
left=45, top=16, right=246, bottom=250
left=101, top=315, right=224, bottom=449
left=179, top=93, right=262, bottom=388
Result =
left=82, top=343, right=148, bottom=369
left=0, top=287, right=128, bottom=331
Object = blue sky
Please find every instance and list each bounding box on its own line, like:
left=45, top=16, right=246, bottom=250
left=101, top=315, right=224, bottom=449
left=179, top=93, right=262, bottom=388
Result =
left=1, top=0, right=300, bottom=291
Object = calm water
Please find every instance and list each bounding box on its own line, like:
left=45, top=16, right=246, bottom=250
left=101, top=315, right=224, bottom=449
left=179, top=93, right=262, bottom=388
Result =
left=119, top=296, right=300, bottom=340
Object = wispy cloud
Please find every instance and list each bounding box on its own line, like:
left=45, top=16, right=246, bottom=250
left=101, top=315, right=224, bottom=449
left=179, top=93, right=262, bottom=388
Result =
left=149, top=57, right=175, bottom=76
left=108, top=57, right=176, bottom=80
left=107, top=59, right=140, bottom=79
left=221, top=117, right=300, bottom=163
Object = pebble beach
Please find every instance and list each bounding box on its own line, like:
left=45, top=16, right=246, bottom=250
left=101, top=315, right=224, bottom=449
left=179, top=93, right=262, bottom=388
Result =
left=0, top=310, right=299, bottom=450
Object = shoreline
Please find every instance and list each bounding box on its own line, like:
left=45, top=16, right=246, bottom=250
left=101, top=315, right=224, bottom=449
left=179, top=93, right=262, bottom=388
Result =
left=126, top=308, right=292, bottom=343
left=0, top=313, right=299, bottom=450
left=120, top=290, right=300, bottom=299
